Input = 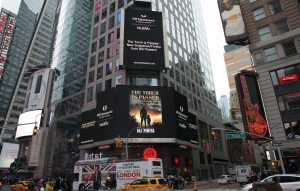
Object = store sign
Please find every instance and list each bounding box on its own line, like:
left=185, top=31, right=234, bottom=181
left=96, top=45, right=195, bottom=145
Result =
left=120, top=9, right=167, bottom=70
left=143, top=148, right=158, bottom=159
left=84, top=152, right=103, bottom=160
left=278, top=74, right=298, bottom=84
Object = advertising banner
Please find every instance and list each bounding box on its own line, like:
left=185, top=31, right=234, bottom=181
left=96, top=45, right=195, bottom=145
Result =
left=120, top=9, right=167, bottom=70
left=80, top=86, right=199, bottom=145
left=235, top=71, right=269, bottom=140
left=217, top=0, right=248, bottom=44
left=15, top=110, right=42, bottom=139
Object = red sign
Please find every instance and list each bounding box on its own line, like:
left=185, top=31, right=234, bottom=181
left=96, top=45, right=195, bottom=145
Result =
left=143, top=148, right=157, bottom=159
left=278, top=74, right=298, bottom=84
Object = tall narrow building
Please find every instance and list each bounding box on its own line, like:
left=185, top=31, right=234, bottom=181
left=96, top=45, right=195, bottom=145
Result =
left=0, top=0, right=59, bottom=142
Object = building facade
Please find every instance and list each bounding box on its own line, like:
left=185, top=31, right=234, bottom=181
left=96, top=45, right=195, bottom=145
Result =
left=0, top=0, right=58, bottom=142
left=79, top=0, right=228, bottom=181
left=240, top=0, right=300, bottom=173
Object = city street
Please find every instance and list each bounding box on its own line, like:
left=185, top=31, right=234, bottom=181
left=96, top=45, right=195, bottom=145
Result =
left=184, top=181, right=241, bottom=191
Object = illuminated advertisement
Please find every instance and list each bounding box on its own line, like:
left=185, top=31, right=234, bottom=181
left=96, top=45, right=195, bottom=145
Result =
left=0, top=143, right=19, bottom=168
left=217, top=0, right=248, bottom=44
left=235, top=71, right=269, bottom=140
left=0, top=10, right=16, bottom=78
left=15, top=110, right=42, bottom=139
left=80, top=86, right=198, bottom=145
left=120, top=9, right=168, bottom=70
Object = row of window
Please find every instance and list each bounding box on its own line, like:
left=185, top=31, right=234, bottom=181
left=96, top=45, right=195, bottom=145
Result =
left=258, top=19, right=289, bottom=41
left=87, top=79, right=112, bottom=102
left=252, top=0, right=283, bottom=21
left=264, top=40, right=298, bottom=62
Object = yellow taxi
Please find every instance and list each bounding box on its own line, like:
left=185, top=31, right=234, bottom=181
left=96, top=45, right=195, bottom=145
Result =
left=121, top=177, right=168, bottom=190
left=11, top=181, right=34, bottom=191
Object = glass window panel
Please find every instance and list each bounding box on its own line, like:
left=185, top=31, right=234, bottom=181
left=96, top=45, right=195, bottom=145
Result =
left=90, top=55, right=96, bottom=67
left=99, top=36, right=105, bottom=49
left=275, top=20, right=289, bottom=34
left=258, top=26, right=271, bottom=40
left=109, top=2, right=115, bottom=15
left=109, top=15, right=115, bottom=29
left=97, top=66, right=103, bottom=79
left=108, top=31, right=114, bottom=43
left=87, top=87, right=93, bottom=102
left=100, top=22, right=106, bottom=34
left=253, top=8, right=266, bottom=21
left=88, top=71, right=94, bottom=83
left=102, top=7, right=107, bottom=20
left=98, top=51, right=104, bottom=63
left=269, top=0, right=282, bottom=15
left=264, top=47, right=278, bottom=62
left=282, top=41, right=298, bottom=56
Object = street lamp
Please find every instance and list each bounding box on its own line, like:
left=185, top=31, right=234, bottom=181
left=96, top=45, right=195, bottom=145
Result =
left=212, top=127, right=286, bottom=174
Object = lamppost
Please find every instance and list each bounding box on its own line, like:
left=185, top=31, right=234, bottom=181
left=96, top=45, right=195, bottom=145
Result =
left=212, top=127, right=286, bottom=174
left=125, top=127, right=139, bottom=160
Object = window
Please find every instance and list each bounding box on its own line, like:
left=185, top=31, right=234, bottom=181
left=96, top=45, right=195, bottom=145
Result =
left=92, top=27, right=98, bottom=39
left=106, top=62, right=112, bottom=75
left=117, top=28, right=120, bottom=39
left=90, top=55, right=96, bottom=67
left=109, top=2, right=115, bottom=14
left=34, top=75, right=43, bottom=93
left=94, top=13, right=99, bottom=24
left=249, top=0, right=256, bottom=3
left=264, top=47, right=278, bottom=61
left=91, top=41, right=97, bottom=53
left=275, top=20, right=289, bottom=34
left=258, top=26, right=271, bottom=40
left=282, top=41, right=297, bottom=56
left=87, top=87, right=93, bottom=102
left=117, top=10, right=121, bottom=25
left=269, top=0, right=282, bottom=15
left=109, top=16, right=115, bottom=29
left=253, top=8, right=266, bottom=21
left=88, top=71, right=94, bottom=83
left=284, top=121, right=300, bottom=140
left=97, top=66, right=103, bottom=79
left=102, top=7, right=107, bottom=20
left=99, top=36, right=105, bottom=49
left=98, top=51, right=104, bottom=63
left=100, top=22, right=106, bottom=34
left=105, top=79, right=112, bottom=90
left=108, top=31, right=114, bottom=43
left=107, top=47, right=113, bottom=59
left=96, top=83, right=102, bottom=94
left=199, top=151, right=205, bottom=164
left=118, top=0, right=124, bottom=8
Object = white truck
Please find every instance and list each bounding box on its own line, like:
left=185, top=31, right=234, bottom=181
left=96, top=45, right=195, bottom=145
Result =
left=72, top=157, right=164, bottom=190
left=236, top=165, right=260, bottom=185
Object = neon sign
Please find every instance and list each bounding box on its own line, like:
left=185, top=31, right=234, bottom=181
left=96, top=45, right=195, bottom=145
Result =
left=143, top=148, right=157, bottom=160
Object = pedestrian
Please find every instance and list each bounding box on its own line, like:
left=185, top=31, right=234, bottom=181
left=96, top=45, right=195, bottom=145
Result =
left=28, top=178, right=35, bottom=191
left=105, top=177, right=112, bottom=190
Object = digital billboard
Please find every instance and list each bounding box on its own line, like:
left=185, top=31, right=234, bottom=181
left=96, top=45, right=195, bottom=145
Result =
left=15, top=110, right=42, bottom=139
left=120, top=9, right=168, bottom=70
left=235, top=71, right=269, bottom=140
left=217, top=0, right=248, bottom=45
left=80, top=86, right=198, bottom=145
left=0, top=143, right=19, bottom=168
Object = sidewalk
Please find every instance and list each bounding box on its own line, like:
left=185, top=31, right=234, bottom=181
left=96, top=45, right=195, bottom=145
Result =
left=185, top=179, right=218, bottom=190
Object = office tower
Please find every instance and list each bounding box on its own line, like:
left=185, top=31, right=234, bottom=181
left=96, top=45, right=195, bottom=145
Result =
left=46, top=0, right=93, bottom=176
left=239, top=0, right=300, bottom=173
left=80, top=0, right=228, bottom=180
left=0, top=0, right=58, bottom=142
left=218, top=95, right=230, bottom=123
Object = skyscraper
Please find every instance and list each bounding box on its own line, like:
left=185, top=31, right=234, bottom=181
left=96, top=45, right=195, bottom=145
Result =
left=0, top=0, right=58, bottom=141
left=80, top=0, right=228, bottom=180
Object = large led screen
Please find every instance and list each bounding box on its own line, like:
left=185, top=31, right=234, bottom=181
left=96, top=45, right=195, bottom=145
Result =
left=80, top=86, right=199, bottom=145
left=217, top=0, right=248, bottom=44
left=0, top=143, right=19, bottom=168
left=15, top=110, right=42, bottom=139
left=235, top=71, right=269, bottom=140
left=120, top=9, right=167, bottom=70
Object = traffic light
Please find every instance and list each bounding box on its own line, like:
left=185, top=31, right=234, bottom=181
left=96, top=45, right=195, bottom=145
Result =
left=32, top=126, right=38, bottom=135
left=210, top=131, right=217, bottom=140
left=115, top=139, right=123, bottom=148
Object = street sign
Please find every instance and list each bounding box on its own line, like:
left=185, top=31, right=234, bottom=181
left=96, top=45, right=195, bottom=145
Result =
left=226, top=133, right=246, bottom=139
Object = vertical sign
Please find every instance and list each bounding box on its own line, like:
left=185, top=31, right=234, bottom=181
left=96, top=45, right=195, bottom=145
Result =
left=217, top=0, right=248, bottom=44
left=120, top=9, right=167, bottom=70
left=235, top=71, right=269, bottom=139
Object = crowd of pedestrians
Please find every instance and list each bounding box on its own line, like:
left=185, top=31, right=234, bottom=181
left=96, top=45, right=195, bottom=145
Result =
left=166, top=175, right=186, bottom=190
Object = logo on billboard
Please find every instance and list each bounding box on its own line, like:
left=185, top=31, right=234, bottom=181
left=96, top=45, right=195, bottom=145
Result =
left=141, top=15, right=147, bottom=18
left=103, top=105, right=107, bottom=111
left=180, top=106, right=184, bottom=112
left=240, top=74, right=268, bottom=137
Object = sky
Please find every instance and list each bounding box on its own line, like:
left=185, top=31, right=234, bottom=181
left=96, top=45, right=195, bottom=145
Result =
left=0, top=0, right=230, bottom=99
left=201, top=0, right=230, bottom=99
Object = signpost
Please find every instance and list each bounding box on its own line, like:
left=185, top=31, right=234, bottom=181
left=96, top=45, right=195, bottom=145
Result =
left=226, top=133, right=246, bottom=139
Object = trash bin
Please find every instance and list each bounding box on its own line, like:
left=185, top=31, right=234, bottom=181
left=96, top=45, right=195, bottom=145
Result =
left=252, top=181, right=282, bottom=191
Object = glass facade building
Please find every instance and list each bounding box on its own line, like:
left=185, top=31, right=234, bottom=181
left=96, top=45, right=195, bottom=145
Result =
left=47, top=0, right=92, bottom=176
left=0, top=0, right=53, bottom=141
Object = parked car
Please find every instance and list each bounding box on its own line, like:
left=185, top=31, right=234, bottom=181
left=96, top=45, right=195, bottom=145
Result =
left=241, top=174, right=300, bottom=191
left=121, top=177, right=168, bottom=190
left=217, top=175, right=236, bottom=184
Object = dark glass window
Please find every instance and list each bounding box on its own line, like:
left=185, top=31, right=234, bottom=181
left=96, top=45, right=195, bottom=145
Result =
left=99, top=36, right=105, bottom=49
left=163, top=77, right=168, bottom=86
left=90, top=55, right=96, bottom=67
left=98, top=51, right=104, bottom=63
left=117, top=28, right=120, bottom=39
left=100, top=22, right=106, bottom=34
left=88, top=71, right=94, bottom=83
left=105, top=79, right=112, bottom=90
left=253, top=7, right=266, bottom=21
left=207, top=154, right=212, bottom=164
left=282, top=41, right=297, bottom=56
left=87, top=87, right=93, bottom=102
left=34, top=75, right=43, bottom=94
left=91, top=41, right=97, bottom=53
left=96, top=83, right=102, bottom=94
left=107, top=47, right=113, bottom=59
left=106, top=62, right=112, bottom=75
left=118, top=0, right=124, bottom=8
left=269, top=0, right=282, bottom=15
left=175, top=70, right=180, bottom=82
left=169, top=67, right=174, bottom=78
left=275, top=20, right=289, bottom=34
left=94, top=13, right=99, bottom=24
left=97, top=66, right=103, bottom=79
left=92, top=27, right=98, bottom=39
left=110, top=2, right=115, bottom=14
left=109, top=16, right=115, bottom=29
left=102, top=7, right=107, bottom=20
left=199, top=151, right=205, bottom=164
